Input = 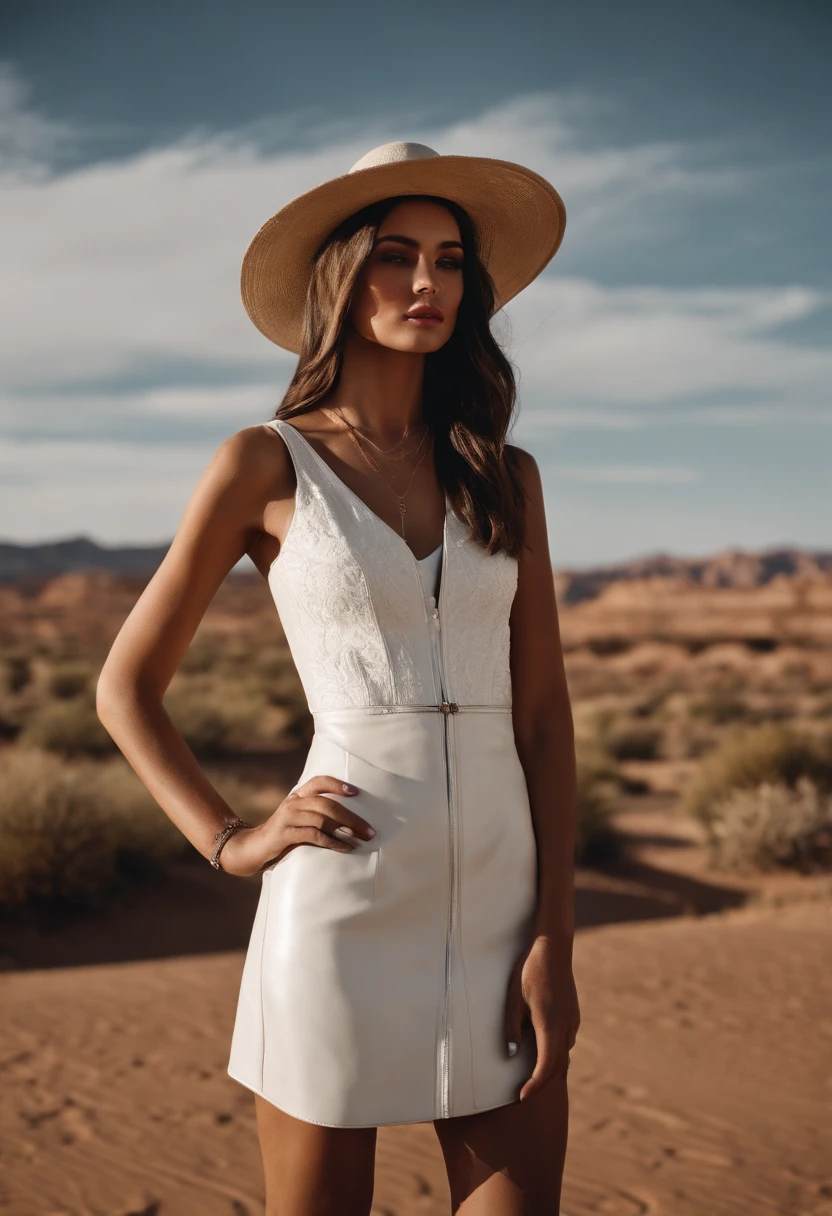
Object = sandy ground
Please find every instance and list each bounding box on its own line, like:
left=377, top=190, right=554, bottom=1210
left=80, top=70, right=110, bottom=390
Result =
left=1, top=805, right=831, bottom=1216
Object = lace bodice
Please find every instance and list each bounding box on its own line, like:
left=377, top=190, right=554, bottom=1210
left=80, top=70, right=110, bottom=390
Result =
left=264, top=419, right=519, bottom=713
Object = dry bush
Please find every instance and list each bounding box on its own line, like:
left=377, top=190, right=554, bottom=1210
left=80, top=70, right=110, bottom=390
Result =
left=23, top=695, right=117, bottom=756
left=604, top=722, right=663, bottom=762
left=688, top=687, right=749, bottom=726
left=4, top=651, right=33, bottom=693
left=680, top=722, right=832, bottom=830
left=706, top=777, right=832, bottom=873
left=0, top=746, right=187, bottom=908
left=48, top=659, right=95, bottom=699
left=575, top=742, right=622, bottom=864
left=0, top=745, right=260, bottom=910
left=163, top=678, right=289, bottom=756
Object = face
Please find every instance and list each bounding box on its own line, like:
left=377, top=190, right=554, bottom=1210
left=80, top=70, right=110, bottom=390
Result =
left=348, top=199, right=464, bottom=353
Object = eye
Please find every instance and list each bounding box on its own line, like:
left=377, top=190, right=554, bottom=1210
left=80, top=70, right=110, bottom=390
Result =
left=438, top=258, right=463, bottom=270
left=380, top=252, right=408, bottom=263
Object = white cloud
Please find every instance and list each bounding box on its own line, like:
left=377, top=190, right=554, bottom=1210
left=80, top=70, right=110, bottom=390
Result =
left=0, top=80, right=764, bottom=398
left=502, top=277, right=831, bottom=408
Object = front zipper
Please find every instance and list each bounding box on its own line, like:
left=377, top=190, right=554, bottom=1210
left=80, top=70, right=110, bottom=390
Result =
left=431, top=582, right=457, bottom=1120
left=405, top=535, right=457, bottom=1120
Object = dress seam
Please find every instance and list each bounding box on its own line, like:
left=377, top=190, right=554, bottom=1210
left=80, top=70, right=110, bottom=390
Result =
left=258, top=872, right=272, bottom=1092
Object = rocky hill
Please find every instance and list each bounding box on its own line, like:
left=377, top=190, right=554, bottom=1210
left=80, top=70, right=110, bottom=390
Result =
left=2, top=535, right=830, bottom=601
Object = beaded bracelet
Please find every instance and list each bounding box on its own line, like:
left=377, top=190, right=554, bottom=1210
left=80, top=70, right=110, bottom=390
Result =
left=210, top=817, right=253, bottom=870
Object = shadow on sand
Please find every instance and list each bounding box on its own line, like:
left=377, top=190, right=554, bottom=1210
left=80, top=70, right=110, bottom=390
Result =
left=0, top=844, right=749, bottom=974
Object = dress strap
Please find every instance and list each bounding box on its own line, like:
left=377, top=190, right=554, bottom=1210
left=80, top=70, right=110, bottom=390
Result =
left=263, top=417, right=331, bottom=505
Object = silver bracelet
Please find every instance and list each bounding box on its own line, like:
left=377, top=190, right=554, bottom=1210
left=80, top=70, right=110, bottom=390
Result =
left=210, top=817, right=253, bottom=870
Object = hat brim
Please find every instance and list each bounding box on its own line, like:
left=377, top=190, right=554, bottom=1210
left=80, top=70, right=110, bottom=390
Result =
left=240, top=154, right=566, bottom=354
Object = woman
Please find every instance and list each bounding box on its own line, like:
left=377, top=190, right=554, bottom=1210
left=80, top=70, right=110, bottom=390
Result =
left=97, top=141, right=580, bottom=1214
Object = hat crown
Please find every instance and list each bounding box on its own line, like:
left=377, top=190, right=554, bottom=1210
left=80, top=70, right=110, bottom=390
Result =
left=348, top=141, right=440, bottom=173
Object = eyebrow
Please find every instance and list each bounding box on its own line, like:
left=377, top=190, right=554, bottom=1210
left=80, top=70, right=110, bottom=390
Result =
left=375, top=234, right=463, bottom=252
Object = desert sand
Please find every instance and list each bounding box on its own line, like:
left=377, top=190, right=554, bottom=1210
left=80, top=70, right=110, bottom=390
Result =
left=2, top=563, right=831, bottom=1212
left=2, top=800, right=831, bottom=1216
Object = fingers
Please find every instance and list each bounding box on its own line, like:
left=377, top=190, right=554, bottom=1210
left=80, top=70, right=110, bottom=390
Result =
left=290, top=773, right=361, bottom=799
left=280, top=775, right=377, bottom=850
left=283, top=822, right=362, bottom=853
left=517, top=1009, right=576, bottom=1102
left=299, top=794, right=376, bottom=840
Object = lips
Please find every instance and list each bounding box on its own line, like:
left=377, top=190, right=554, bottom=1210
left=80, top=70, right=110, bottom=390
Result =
left=405, top=306, right=444, bottom=321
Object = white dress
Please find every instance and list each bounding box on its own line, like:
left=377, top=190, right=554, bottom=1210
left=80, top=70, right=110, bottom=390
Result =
left=228, top=418, right=539, bottom=1128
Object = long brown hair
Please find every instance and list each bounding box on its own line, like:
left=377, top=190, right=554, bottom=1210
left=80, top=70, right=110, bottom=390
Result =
left=273, top=193, right=528, bottom=557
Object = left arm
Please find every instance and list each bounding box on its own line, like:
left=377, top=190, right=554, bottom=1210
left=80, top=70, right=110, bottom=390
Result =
left=504, top=445, right=580, bottom=1099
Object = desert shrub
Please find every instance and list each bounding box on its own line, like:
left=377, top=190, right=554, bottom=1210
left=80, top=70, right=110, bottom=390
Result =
left=632, top=689, right=669, bottom=719
left=705, top=777, right=832, bottom=873
left=0, top=746, right=188, bottom=908
left=260, top=662, right=306, bottom=708
left=575, top=742, right=622, bottom=863
left=604, top=722, right=663, bottom=762
left=178, top=634, right=225, bottom=675
left=163, top=685, right=239, bottom=756
left=163, top=677, right=277, bottom=755
left=749, top=702, right=796, bottom=725
left=48, top=660, right=95, bottom=699
left=23, top=695, right=117, bottom=756
left=680, top=723, right=832, bottom=828
left=688, top=687, right=749, bottom=726
left=4, top=652, right=32, bottom=693
left=0, top=746, right=262, bottom=909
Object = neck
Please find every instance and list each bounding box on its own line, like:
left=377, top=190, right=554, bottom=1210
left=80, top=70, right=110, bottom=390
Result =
left=326, top=333, right=427, bottom=438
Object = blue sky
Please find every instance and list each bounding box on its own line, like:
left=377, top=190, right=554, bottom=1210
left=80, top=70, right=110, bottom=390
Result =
left=0, top=0, right=829, bottom=568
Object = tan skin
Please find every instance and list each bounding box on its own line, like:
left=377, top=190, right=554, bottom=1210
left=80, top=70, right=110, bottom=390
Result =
left=97, top=198, right=579, bottom=1214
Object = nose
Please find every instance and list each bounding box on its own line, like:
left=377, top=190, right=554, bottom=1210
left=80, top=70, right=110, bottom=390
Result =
left=413, top=254, right=438, bottom=296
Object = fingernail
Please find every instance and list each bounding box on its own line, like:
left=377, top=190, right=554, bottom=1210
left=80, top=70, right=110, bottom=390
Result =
left=507, top=1041, right=518, bottom=1056
left=342, top=782, right=358, bottom=793
left=334, top=826, right=356, bottom=838
left=365, top=827, right=376, bottom=837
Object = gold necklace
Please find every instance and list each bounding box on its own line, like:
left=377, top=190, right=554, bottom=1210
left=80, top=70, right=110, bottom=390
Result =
left=335, top=413, right=432, bottom=539
left=323, top=406, right=428, bottom=463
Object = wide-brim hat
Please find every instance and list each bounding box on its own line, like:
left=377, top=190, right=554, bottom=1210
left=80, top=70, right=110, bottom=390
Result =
left=240, top=141, right=566, bottom=353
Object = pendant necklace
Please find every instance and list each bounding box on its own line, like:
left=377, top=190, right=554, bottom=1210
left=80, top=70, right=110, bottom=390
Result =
left=327, top=406, right=432, bottom=540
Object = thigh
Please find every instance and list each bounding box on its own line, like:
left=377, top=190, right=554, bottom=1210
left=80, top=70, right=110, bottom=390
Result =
left=255, top=1093, right=377, bottom=1216
left=432, top=1071, right=569, bottom=1215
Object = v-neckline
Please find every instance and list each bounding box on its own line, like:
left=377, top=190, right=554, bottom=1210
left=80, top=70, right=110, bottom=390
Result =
left=278, top=419, right=450, bottom=564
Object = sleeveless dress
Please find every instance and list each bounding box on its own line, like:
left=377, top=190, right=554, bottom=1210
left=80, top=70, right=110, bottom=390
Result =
left=227, top=418, right=540, bottom=1128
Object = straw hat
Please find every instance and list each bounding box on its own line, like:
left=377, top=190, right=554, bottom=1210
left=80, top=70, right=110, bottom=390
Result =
left=240, top=140, right=566, bottom=353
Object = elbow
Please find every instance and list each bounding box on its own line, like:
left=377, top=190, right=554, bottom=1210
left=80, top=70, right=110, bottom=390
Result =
left=95, top=665, right=119, bottom=730
left=95, top=661, right=141, bottom=731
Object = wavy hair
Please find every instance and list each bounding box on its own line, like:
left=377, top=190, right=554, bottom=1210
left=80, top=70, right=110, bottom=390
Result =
left=272, top=193, right=528, bottom=557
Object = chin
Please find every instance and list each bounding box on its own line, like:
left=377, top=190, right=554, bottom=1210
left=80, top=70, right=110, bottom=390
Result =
left=375, top=325, right=450, bottom=354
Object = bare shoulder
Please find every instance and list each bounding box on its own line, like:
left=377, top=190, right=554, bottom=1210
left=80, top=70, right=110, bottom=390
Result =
left=212, top=422, right=294, bottom=492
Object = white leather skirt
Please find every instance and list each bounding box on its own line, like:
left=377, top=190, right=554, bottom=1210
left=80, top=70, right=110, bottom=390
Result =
left=228, top=704, right=539, bottom=1128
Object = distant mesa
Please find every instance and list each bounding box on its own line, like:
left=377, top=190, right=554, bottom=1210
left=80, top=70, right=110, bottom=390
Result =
left=0, top=535, right=829, bottom=601
left=0, top=536, right=171, bottom=583
left=557, top=547, right=832, bottom=604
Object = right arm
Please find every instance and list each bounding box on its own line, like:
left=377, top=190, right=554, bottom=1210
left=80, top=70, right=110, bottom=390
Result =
left=95, top=425, right=376, bottom=878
